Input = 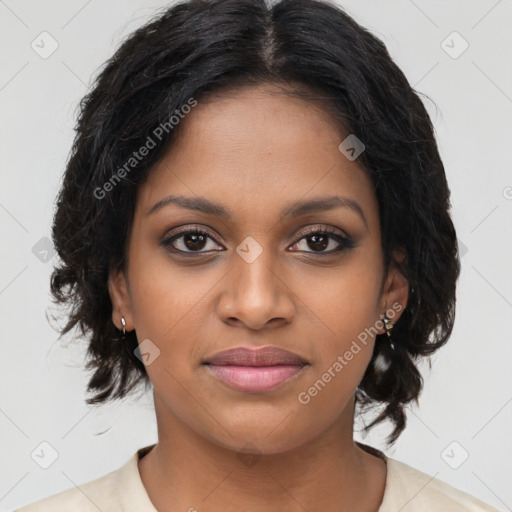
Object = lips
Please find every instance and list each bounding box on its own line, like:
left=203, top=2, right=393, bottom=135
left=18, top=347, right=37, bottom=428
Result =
left=202, top=346, right=309, bottom=393
left=202, top=346, right=308, bottom=367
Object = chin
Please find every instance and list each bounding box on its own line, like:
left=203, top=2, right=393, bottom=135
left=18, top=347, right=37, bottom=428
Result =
left=201, top=420, right=313, bottom=456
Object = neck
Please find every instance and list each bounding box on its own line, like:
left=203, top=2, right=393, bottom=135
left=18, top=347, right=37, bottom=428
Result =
left=138, top=392, right=387, bottom=512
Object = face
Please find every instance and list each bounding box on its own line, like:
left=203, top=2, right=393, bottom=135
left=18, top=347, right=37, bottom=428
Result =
left=109, top=84, right=408, bottom=455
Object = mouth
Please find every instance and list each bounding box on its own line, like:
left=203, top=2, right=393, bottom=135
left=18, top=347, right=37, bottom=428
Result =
left=202, top=345, right=309, bottom=366
left=202, top=346, right=309, bottom=393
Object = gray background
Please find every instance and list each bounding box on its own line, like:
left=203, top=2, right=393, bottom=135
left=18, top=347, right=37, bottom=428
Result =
left=1, top=0, right=511, bottom=510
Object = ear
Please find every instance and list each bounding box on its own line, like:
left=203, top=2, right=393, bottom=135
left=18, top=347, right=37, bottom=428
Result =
left=377, top=247, right=409, bottom=334
left=108, top=266, right=134, bottom=332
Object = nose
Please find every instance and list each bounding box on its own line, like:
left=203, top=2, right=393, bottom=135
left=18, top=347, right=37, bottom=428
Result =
left=217, top=251, right=296, bottom=331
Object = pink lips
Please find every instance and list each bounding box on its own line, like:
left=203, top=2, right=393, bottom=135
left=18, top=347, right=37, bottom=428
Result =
left=203, top=346, right=308, bottom=393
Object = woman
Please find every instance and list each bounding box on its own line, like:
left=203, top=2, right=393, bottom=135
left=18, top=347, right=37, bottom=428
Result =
left=15, top=0, right=499, bottom=510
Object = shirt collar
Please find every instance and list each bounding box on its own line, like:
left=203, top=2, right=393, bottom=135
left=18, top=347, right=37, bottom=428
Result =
left=115, top=444, right=158, bottom=511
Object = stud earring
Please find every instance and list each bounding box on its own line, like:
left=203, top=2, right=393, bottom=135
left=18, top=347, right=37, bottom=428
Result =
left=121, top=316, right=126, bottom=336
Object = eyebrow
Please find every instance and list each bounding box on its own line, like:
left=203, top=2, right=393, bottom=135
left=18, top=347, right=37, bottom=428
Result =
left=147, top=194, right=367, bottom=227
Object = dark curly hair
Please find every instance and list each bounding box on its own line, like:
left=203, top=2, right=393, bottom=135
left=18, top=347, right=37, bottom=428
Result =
left=49, top=0, right=460, bottom=445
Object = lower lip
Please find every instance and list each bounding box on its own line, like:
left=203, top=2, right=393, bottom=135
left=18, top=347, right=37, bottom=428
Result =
left=204, top=364, right=306, bottom=393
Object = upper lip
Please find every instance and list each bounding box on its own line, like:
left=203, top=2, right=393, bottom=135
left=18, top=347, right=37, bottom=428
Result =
left=203, top=346, right=309, bottom=366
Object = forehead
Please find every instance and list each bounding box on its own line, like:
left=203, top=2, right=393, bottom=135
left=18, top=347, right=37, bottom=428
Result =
left=135, top=84, right=378, bottom=227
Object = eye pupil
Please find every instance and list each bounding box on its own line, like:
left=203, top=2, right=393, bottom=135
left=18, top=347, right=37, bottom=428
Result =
left=185, top=233, right=207, bottom=251
left=308, top=234, right=328, bottom=251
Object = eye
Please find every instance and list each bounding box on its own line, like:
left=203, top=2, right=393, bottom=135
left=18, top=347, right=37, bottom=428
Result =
left=160, top=227, right=224, bottom=254
left=289, top=226, right=354, bottom=254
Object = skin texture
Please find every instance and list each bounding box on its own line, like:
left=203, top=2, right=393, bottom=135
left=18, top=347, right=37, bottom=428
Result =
left=108, top=84, right=409, bottom=511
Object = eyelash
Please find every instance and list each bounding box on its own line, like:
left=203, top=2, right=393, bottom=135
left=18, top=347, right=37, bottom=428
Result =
left=160, top=225, right=355, bottom=256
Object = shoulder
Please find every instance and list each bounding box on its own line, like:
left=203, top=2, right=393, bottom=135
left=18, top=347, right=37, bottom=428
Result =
left=12, top=445, right=156, bottom=512
left=12, top=469, right=119, bottom=512
left=380, top=457, right=500, bottom=512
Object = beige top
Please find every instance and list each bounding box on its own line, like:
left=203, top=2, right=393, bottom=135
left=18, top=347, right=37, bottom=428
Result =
left=14, top=443, right=499, bottom=511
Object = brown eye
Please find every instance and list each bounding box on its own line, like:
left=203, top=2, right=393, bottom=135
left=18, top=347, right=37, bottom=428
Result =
left=161, top=227, right=223, bottom=253
left=290, top=227, right=354, bottom=254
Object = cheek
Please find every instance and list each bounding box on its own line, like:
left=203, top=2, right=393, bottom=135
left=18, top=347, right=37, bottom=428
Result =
left=127, top=235, right=197, bottom=329
left=294, top=287, right=377, bottom=422
left=126, top=245, right=187, bottom=357
left=298, top=258, right=382, bottom=343
left=292, top=258, right=382, bottom=393
left=126, top=243, right=223, bottom=376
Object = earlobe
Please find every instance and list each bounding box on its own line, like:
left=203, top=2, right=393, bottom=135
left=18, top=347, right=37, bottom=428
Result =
left=107, top=267, right=134, bottom=332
